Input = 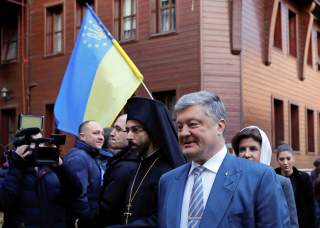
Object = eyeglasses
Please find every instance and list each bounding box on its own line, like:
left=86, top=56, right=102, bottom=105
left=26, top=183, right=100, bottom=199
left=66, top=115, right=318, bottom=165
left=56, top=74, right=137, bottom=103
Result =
left=125, top=126, right=145, bottom=134
left=112, top=125, right=127, bottom=133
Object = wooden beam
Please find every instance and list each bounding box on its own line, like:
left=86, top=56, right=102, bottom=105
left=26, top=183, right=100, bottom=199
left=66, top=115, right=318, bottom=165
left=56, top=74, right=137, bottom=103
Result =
left=298, top=3, right=316, bottom=81
left=229, top=0, right=242, bottom=55
left=264, top=0, right=280, bottom=65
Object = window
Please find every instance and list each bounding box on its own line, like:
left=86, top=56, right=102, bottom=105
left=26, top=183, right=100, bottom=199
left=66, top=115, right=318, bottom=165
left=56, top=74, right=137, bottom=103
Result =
left=319, top=112, right=320, bottom=153
left=288, top=10, right=297, bottom=57
left=274, top=2, right=282, bottom=49
left=45, top=5, right=63, bottom=55
left=274, top=99, right=284, bottom=147
left=317, top=32, right=320, bottom=70
left=151, top=0, right=176, bottom=34
left=0, top=17, right=18, bottom=63
left=290, top=104, right=299, bottom=150
left=307, top=35, right=312, bottom=66
left=76, top=0, right=94, bottom=35
left=114, top=0, right=136, bottom=41
left=152, top=90, right=176, bottom=118
left=45, top=104, right=55, bottom=137
left=307, top=109, right=315, bottom=152
left=0, top=109, right=16, bottom=146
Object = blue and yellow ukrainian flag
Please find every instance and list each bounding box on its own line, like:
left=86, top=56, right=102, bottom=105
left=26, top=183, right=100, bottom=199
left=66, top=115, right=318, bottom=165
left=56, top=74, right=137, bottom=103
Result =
left=54, top=6, right=143, bottom=136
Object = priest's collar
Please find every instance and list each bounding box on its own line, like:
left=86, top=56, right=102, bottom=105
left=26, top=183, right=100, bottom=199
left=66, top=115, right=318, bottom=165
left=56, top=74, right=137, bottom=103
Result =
left=140, top=148, right=161, bottom=162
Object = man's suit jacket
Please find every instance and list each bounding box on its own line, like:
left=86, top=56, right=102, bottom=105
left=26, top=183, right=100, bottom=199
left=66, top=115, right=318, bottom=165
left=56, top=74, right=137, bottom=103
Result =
left=158, top=153, right=290, bottom=228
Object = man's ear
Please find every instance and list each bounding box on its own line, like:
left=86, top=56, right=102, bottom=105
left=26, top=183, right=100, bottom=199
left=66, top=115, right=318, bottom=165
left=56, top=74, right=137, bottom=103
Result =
left=79, top=132, right=85, bottom=140
left=217, top=119, right=226, bottom=136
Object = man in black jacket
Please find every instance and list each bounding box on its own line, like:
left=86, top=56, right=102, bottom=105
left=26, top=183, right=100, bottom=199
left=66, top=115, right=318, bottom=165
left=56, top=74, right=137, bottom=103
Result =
left=63, top=120, right=105, bottom=228
left=99, top=114, right=139, bottom=227
left=0, top=133, right=80, bottom=228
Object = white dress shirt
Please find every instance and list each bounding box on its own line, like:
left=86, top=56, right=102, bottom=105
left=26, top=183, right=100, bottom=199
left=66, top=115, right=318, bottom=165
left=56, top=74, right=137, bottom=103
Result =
left=180, top=146, right=227, bottom=228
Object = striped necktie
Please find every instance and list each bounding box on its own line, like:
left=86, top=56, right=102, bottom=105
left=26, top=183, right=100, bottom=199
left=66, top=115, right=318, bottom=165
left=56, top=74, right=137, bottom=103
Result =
left=188, top=166, right=205, bottom=228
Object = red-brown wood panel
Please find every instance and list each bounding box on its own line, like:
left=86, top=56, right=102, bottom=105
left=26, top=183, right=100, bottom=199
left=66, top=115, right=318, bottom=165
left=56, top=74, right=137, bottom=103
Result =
left=242, top=0, right=320, bottom=168
left=201, top=0, right=241, bottom=143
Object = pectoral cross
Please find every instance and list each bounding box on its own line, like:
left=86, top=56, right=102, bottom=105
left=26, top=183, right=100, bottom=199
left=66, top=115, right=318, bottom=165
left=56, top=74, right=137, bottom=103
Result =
left=123, top=202, right=132, bottom=224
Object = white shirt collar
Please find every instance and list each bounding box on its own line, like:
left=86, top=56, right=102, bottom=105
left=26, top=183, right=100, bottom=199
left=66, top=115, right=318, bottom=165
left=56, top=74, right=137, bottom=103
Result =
left=189, top=146, right=227, bottom=175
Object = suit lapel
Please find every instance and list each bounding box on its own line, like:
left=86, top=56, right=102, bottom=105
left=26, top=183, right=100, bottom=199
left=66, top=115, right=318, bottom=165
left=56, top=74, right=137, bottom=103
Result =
left=167, top=163, right=191, bottom=227
left=200, top=154, right=242, bottom=228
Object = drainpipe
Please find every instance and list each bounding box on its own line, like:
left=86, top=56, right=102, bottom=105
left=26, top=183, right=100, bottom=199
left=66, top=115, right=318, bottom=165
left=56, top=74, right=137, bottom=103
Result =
left=20, top=0, right=26, bottom=113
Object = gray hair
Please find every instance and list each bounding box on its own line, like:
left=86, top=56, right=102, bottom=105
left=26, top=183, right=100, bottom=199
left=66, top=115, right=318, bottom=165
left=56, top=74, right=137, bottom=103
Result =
left=276, top=143, right=294, bottom=158
left=174, top=91, right=226, bottom=122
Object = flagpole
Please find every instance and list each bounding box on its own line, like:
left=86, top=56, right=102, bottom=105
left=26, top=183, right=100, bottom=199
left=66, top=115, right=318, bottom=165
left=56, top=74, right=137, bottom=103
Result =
left=85, top=3, right=154, bottom=100
left=141, top=80, right=153, bottom=99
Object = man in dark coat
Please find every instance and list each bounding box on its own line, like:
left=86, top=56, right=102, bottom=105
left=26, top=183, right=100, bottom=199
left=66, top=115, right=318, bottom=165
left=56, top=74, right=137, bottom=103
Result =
left=275, top=143, right=316, bottom=228
left=99, top=114, right=138, bottom=227
left=0, top=134, right=80, bottom=228
left=63, top=120, right=105, bottom=228
left=109, top=97, right=186, bottom=227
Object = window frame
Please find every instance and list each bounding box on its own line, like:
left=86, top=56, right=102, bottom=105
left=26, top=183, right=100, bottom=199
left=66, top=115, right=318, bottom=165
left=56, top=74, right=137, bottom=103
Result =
left=150, top=0, right=176, bottom=35
left=288, top=102, right=300, bottom=151
left=113, top=0, right=137, bottom=42
left=273, top=1, right=282, bottom=50
left=287, top=8, right=298, bottom=58
left=0, top=108, right=16, bottom=147
left=44, top=103, right=55, bottom=137
left=0, top=15, right=19, bottom=64
left=315, top=24, right=320, bottom=71
left=152, top=90, right=176, bottom=118
left=74, top=0, right=96, bottom=40
left=44, top=2, right=65, bottom=57
left=307, top=33, right=313, bottom=67
left=272, top=96, right=285, bottom=148
left=306, top=107, right=315, bottom=153
left=318, top=111, right=320, bottom=154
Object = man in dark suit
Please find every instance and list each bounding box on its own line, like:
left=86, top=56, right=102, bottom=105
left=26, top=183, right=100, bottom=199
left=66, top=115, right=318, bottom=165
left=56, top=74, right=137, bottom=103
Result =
left=63, top=120, right=105, bottom=227
left=99, top=114, right=138, bottom=227
left=158, top=91, right=290, bottom=228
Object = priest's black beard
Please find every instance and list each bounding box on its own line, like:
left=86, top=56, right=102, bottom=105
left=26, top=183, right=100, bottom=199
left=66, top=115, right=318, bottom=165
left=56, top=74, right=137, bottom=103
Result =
left=128, top=140, right=151, bottom=158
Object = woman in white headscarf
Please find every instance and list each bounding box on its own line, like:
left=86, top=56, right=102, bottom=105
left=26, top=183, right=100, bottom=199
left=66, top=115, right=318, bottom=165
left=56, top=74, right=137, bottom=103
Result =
left=231, top=126, right=299, bottom=228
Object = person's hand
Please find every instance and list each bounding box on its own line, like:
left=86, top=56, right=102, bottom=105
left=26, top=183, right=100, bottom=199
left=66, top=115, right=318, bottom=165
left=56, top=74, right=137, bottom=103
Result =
left=10, top=145, right=32, bottom=168
left=15, top=145, right=32, bottom=159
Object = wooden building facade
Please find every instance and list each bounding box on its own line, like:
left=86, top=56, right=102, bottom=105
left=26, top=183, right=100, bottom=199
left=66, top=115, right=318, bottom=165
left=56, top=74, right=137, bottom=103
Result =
left=0, top=0, right=319, bottom=168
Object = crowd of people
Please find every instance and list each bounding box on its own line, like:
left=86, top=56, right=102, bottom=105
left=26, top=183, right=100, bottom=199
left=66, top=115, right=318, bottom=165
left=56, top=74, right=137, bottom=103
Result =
left=0, top=90, right=319, bottom=227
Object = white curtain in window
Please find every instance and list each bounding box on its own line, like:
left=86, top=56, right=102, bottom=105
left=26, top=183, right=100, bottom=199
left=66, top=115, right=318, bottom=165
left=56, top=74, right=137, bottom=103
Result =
left=54, top=13, right=62, bottom=32
left=7, top=41, right=17, bottom=60
left=54, top=13, right=62, bottom=53
left=54, top=33, right=62, bottom=53
left=1, top=23, right=18, bottom=61
left=123, top=0, right=136, bottom=39
left=124, top=0, right=132, bottom=17
left=161, top=0, right=169, bottom=6
left=161, top=9, right=170, bottom=32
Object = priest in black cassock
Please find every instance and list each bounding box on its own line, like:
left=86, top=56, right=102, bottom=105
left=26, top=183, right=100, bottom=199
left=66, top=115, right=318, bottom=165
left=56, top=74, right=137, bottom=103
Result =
left=108, top=97, right=186, bottom=228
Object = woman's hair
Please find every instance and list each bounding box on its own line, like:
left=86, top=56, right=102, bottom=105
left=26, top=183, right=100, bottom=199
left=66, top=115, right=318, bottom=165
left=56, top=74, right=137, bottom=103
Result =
left=275, top=143, right=293, bottom=158
left=231, top=127, right=262, bottom=156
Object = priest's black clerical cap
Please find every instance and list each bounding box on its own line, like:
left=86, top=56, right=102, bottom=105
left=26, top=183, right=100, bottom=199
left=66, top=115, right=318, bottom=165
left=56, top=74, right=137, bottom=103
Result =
left=125, top=97, right=186, bottom=168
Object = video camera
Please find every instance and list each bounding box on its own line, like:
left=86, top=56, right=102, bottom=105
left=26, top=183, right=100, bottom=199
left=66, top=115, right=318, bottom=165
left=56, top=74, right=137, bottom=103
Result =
left=11, top=114, right=66, bottom=166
